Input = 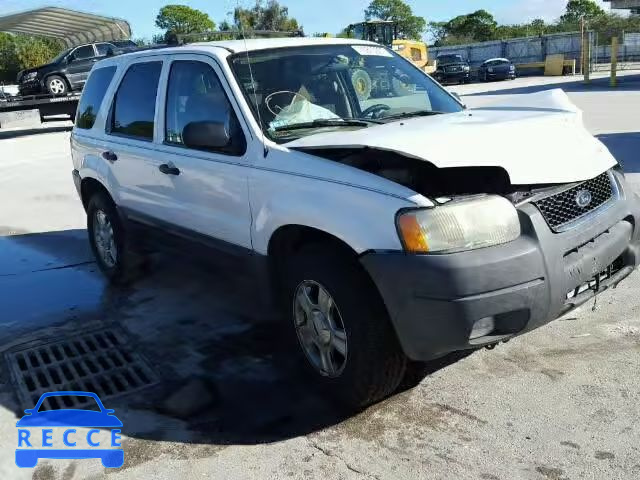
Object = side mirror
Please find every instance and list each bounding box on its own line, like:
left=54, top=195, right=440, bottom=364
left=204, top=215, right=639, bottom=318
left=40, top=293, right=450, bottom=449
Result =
left=65, top=55, right=74, bottom=64
left=183, top=121, right=230, bottom=151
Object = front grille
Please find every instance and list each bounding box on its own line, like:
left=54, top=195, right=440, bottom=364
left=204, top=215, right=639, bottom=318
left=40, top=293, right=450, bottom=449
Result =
left=446, top=66, right=461, bottom=72
left=534, top=172, right=614, bottom=231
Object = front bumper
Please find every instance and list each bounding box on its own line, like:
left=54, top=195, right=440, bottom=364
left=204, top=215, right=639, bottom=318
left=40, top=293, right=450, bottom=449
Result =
left=437, top=71, right=470, bottom=83
left=486, top=71, right=516, bottom=80
left=18, top=80, right=43, bottom=96
left=361, top=172, right=640, bottom=361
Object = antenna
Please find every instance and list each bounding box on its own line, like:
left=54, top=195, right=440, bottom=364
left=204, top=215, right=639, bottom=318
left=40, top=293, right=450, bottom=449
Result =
left=237, top=0, right=269, bottom=158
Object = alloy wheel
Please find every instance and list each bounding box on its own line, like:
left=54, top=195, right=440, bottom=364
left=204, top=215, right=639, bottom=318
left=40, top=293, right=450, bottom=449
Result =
left=93, top=210, right=117, bottom=268
left=49, top=79, right=65, bottom=94
left=293, top=280, right=348, bottom=378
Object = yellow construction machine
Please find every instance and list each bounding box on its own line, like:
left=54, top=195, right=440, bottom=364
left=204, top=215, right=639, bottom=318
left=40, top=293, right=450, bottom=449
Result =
left=346, top=21, right=436, bottom=74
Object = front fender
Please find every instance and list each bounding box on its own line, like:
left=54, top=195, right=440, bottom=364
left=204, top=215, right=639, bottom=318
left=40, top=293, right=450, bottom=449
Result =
left=250, top=167, right=414, bottom=255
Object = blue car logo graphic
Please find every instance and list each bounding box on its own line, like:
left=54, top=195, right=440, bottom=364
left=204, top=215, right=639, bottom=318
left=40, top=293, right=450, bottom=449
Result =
left=16, top=391, right=123, bottom=468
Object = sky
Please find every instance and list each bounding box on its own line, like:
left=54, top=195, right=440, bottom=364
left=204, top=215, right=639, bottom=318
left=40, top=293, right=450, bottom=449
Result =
left=0, top=0, right=612, bottom=41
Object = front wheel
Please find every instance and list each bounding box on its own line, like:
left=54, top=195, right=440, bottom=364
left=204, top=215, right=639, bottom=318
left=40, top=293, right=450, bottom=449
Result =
left=46, top=75, right=68, bottom=95
left=284, top=245, right=406, bottom=409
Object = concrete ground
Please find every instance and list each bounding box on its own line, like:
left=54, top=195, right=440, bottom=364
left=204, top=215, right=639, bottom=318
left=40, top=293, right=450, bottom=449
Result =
left=0, top=72, right=639, bottom=480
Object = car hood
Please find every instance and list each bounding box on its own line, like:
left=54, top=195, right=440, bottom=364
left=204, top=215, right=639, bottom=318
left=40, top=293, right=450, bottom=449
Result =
left=19, top=63, right=56, bottom=78
left=439, top=62, right=467, bottom=67
left=285, top=89, right=616, bottom=185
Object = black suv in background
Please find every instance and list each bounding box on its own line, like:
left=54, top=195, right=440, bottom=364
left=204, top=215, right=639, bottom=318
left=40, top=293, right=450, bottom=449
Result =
left=17, top=40, right=136, bottom=96
left=434, top=54, right=471, bottom=84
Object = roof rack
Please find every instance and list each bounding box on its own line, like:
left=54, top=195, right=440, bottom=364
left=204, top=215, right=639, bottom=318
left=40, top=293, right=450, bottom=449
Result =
left=176, top=30, right=304, bottom=44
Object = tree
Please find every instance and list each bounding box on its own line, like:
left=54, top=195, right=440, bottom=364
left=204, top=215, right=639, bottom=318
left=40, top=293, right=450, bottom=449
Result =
left=560, top=0, right=606, bottom=24
left=435, top=10, right=497, bottom=44
left=0, top=33, right=19, bottom=82
left=14, top=36, right=64, bottom=70
left=233, top=0, right=300, bottom=32
left=155, top=5, right=215, bottom=35
left=364, top=0, right=426, bottom=40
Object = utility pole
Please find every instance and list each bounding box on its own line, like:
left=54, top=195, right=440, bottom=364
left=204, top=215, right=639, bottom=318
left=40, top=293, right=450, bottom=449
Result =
left=581, top=16, right=590, bottom=83
left=611, top=36, right=618, bottom=87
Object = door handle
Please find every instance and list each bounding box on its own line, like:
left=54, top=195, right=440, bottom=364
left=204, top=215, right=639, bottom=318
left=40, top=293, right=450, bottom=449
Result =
left=102, top=151, right=117, bottom=162
left=159, top=163, right=180, bottom=175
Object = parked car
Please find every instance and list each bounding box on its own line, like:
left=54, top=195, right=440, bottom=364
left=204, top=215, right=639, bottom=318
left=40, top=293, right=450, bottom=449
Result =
left=433, top=54, right=470, bottom=84
left=71, top=38, right=640, bottom=409
left=17, top=41, right=136, bottom=96
left=478, top=58, right=517, bottom=81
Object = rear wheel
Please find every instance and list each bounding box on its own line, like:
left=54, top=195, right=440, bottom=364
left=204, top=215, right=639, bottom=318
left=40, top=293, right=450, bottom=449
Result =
left=46, top=75, right=68, bottom=95
left=87, top=191, right=143, bottom=284
left=284, top=245, right=406, bottom=409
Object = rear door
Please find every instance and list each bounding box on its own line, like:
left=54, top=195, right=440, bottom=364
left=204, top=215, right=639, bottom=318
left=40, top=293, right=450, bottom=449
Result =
left=103, top=58, right=168, bottom=221
left=65, top=44, right=99, bottom=89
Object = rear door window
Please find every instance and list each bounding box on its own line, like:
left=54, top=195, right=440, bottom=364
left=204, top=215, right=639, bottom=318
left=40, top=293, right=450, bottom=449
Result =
left=109, top=61, right=162, bottom=140
left=75, top=66, right=117, bottom=129
left=72, top=45, right=96, bottom=61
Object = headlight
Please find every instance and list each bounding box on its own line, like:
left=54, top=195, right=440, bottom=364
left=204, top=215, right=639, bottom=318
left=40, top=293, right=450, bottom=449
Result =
left=396, top=195, right=521, bottom=253
left=509, top=65, right=515, bottom=71
left=22, top=72, right=37, bottom=82
left=463, top=65, right=470, bottom=71
left=488, top=67, right=494, bottom=73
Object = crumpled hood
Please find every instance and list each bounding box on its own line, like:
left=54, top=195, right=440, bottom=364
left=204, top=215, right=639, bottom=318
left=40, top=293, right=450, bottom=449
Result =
left=286, top=89, right=617, bottom=185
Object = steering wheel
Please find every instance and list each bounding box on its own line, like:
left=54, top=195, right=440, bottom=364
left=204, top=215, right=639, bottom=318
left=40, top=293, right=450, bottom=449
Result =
left=361, top=103, right=390, bottom=119
left=265, top=90, right=309, bottom=116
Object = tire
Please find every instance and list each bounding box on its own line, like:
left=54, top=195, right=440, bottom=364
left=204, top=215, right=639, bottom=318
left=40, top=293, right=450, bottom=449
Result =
left=283, top=244, right=406, bottom=409
left=45, top=75, right=68, bottom=96
left=87, top=191, right=143, bottom=284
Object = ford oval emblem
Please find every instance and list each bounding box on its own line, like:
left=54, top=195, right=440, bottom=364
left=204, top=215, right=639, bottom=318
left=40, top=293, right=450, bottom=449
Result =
left=575, top=189, right=593, bottom=208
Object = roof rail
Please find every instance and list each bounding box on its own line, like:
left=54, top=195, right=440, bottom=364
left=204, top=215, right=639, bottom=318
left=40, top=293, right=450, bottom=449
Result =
left=175, top=29, right=304, bottom=44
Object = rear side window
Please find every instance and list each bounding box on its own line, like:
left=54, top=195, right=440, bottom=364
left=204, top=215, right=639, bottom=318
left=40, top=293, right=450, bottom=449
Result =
left=110, top=61, right=162, bottom=140
left=76, top=66, right=117, bottom=129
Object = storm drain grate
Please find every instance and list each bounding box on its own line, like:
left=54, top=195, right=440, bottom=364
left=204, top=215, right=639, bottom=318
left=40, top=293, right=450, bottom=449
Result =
left=5, top=327, right=159, bottom=410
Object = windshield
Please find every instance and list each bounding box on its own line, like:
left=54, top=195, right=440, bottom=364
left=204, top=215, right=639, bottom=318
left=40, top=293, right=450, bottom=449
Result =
left=51, top=47, right=72, bottom=64
left=229, top=44, right=464, bottom=143
left=437, top=55, right=464, bottom=64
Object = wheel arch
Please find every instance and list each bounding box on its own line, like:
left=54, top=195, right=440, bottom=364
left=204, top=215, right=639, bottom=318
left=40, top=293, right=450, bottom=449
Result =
left=80, top=177, right=113, bottom=212
left=266, top=224, right=383, bottom=310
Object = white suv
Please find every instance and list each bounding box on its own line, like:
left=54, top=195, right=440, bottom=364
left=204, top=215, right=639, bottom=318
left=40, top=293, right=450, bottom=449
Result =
left=71, top=38, right=640, bottom=408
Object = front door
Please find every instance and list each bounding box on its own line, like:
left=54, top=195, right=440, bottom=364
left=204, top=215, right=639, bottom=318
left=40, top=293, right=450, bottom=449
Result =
left=149, top=55, right=253, bottom=250
left=65, top=44, right=98, bottom=90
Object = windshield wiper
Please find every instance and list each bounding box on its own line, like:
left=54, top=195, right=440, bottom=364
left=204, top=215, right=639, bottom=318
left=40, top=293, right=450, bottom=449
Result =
left=381, top=110, right=446, bottom=121
left=273, top=119, right=373, bottom=132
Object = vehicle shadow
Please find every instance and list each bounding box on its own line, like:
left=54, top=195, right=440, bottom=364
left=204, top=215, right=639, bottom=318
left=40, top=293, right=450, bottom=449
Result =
left=0, top=124, right=73, bottom=140
left=466, top=72, right=640, bottom=96
left=0, top=229, right=472, bottom=446
left=597, top=132, right=640, bottom=174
